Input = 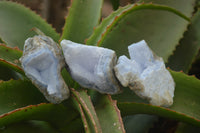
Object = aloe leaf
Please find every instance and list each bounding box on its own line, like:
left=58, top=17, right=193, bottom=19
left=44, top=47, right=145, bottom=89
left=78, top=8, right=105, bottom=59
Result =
left=61, top=0, right=103, bottom=43
left=0, top=80, right=79, bottom=132
left=87, top=3, right=190, bottom=46
left=95, top=95, right=125, bottom=133
left=86, top=4, right=132, bottom=46
left=0, top=80, right=47, bottom=115
left=169, top=71, right=200, bottom=119
left=118, top=103, right=200, bottom=127
left=0, top=59, right=24, bottom=76
left=61, top=68, right=77, bottom=88
left=72, top=96, right=93, bottom=133
left=167, top=10, right=200, bottom=73
left=71, top=88, right=102, bottom=133
left=87, top=1, right=194, bottom=62
left=1, top=121, right=60, bottom=133
left=0, top=1, right=60, bottom=49
left=0, top=65, right=20, bottom=80
left=0, top=103, right=78, bottom=132
left=0, top=44, right=22, bottom=65
left=0, top=44, right=24, bottom=75
left=118, top=70, right=200, bottom=127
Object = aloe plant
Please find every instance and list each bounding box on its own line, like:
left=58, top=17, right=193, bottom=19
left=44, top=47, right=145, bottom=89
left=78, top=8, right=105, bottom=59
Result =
left=0, top=0, right=200, bottom=132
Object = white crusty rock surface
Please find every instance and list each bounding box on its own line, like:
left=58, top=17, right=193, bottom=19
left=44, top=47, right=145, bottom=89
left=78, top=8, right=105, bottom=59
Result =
left=61, top=40, right=122, bottom=94
left=114, top=40, right=175, bottom=107
left=20, top=35, right=70, bottom=104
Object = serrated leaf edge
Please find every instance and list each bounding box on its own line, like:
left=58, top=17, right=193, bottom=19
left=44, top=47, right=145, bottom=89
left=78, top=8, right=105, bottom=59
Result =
left=0, top=1, right=60, bottom=43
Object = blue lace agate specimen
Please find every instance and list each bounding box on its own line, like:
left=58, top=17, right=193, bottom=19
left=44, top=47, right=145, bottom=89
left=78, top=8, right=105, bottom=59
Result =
left=114, top=40, right=175, bottom=107
left=20, top=35, right=70, bottom=104
left=61, top=40, right=122, bottom=94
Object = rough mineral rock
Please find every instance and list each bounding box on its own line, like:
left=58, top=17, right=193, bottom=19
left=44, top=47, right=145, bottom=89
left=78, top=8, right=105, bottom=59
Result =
left=61, top=40, right=122, bottom=94
left=20, top=35, right=70, bottom=104
left=114, top=40, right=175, bottom=107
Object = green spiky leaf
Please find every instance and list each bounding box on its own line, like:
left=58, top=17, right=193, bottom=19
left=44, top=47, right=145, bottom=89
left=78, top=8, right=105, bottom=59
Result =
left=0, top=103, right=79, bottom=132
left=0, top=1, right=60, bottom=49
left=0, top=44, right=24, bottom=75
left=117, top=70, right=200, bottom=127
left=87, top=1, right=194, bottom=62
left=0, top=80, right=46, bottom=115
left=71, top=88, right=102, bottom=133
left=61, top=0, right=103, bottom=43
left=167, top=10, right=200, bottom=73
left=95, top=95, right=126, bottom=133
left=0, top=65, right=20, bottom=80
